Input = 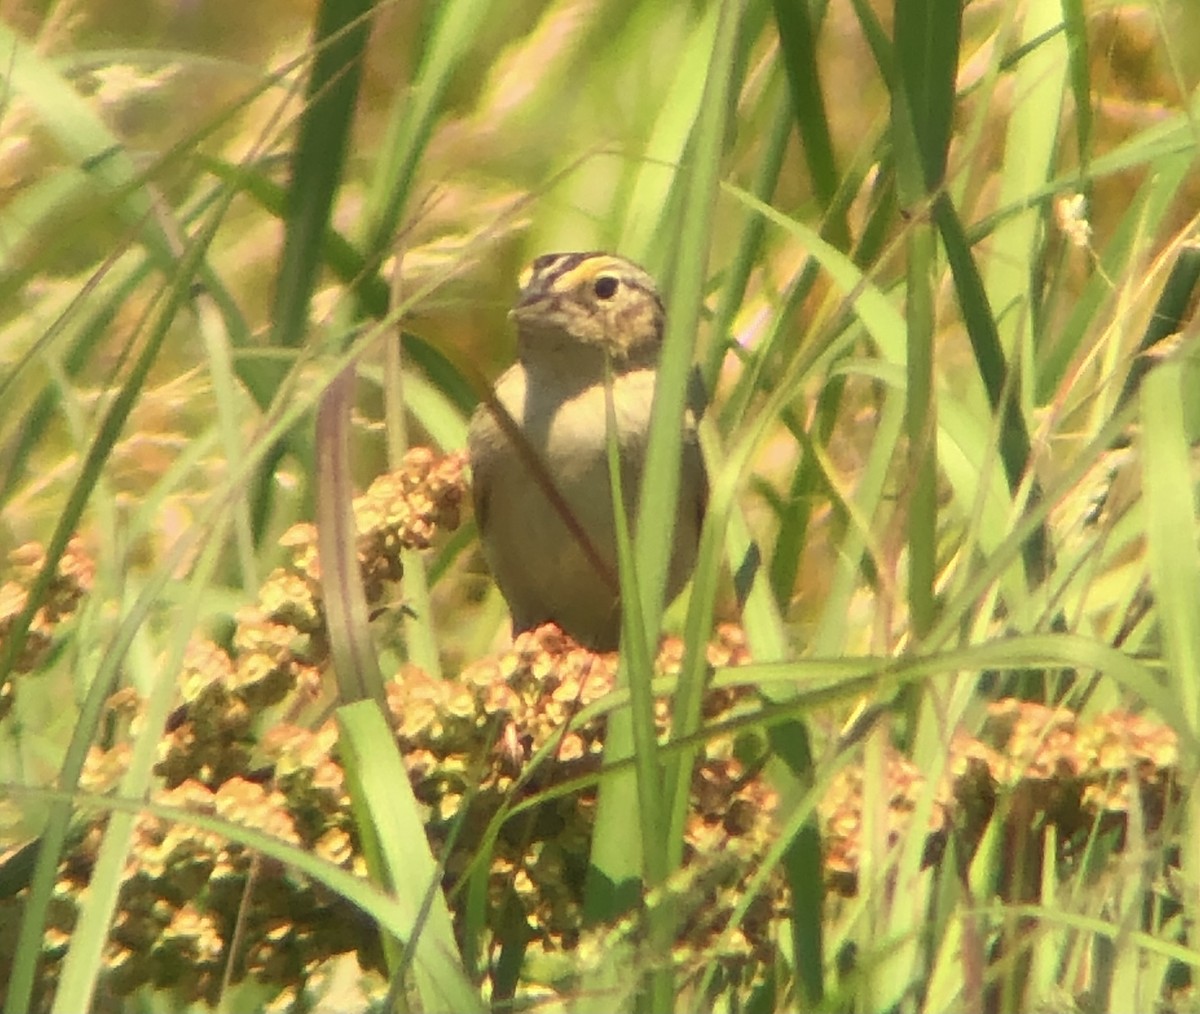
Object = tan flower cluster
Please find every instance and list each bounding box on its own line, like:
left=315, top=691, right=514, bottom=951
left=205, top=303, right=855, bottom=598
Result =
left=156, top=449, right=466, bottom=789
left=40, top=775, right=378, bottom=1009
left=820, top=699, right=1181, bottom=896
left=383, top=621, right=776, bottom=985
left=277, top=446, right=467, bottom=600
left=7, top=451, right=771, bottom=1007
left=4, top=450, right=466, bottom=1009
left=2, top=448, right=1189, bottom=1010
left=0, top=536, right=94, bottom=717
left=17, top=619, right=769, bottom=1010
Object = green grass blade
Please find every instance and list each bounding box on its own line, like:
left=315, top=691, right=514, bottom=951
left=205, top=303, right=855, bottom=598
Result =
left=933, top=191, right=1048, bottom=584
left=618, top=2, right=721, bottom=266
left=1116, top=243, right=1200, bottom=415
left=316, top=366, right=386, bottom=706
left=51, top=523, right=229, bottom=1013
left=810, top=385, right=905, bottom=654
left=982, top=0, right=1067, bottom=410
left=1037, top=151, right=1193, bottom=404
left=0, top=22, right=176, bottom=268
left=383, top=312, right=443, bottom=678
left=3, top=775, right=482, bottom=1008
left=902, top=217, right=937, bottom=643
left=0, top=259, right=144, bottom=509
left=0, top=296, right=178, bottom=690
left=8, top=306, right=423, bottom=1012
left=893, top=0, right=962, bottom=192
left=337, top=700, right=483, bottom=1014
left=7, top=174, right=235, bottom=1014
left=607, top=364, right=660, bottom=850
left=268, top=0, right=373, bottom=353
left=719, top=184, right=907, bottom=375
left=363, top=0, right=493, bottom=261
left=585, top=4, right=743, bottom=1009
left=1060, top=0, right=1091, bottom=172
left=1140, top=359, right=1200, bottom=738
left=772, top=0, right=848, bottom=246
left=892, top=0, right=963, bottom=643
left=701, top=91, right=792, bottom=392
left=968, top=88, right=1200, bottom=248
left=605, top=361, right=668, bottom=1009
left=632, top=0, right=737, bottom=643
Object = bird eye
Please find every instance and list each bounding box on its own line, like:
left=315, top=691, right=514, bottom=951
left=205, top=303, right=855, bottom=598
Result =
left=593, top=276, right=619, bottom=300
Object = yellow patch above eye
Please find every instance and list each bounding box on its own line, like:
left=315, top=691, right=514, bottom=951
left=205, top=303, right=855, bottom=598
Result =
left=517, top=252, right=654, bottom=301
left=549, top=256, right=626, bottom=291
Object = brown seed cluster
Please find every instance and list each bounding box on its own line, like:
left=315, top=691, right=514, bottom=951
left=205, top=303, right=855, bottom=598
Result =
left=820, top=699, right=1181, bottom=896
left=0, top=536, right=94, bottom=719
left=382, top=621, right=776, bottom=981
left=8, top=619, right=771, bottom=1010
left=1, top=450, right=466, bottom=1010
left=0, top=448, right=1189, bottom=1011
left=157, top=449, right=466, bottom=790
left=43, top=775, right=376, bottom=1009
left=6, top=451, right=781, bottom=1008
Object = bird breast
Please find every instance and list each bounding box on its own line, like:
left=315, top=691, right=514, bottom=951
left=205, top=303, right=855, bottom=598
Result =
left=498, top=364, right=656, bottom=485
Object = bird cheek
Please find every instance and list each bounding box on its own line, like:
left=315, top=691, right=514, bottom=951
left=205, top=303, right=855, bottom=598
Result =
left=601, top=308, right=622, bottom=345
left=581, top=317, right=607, bottom=348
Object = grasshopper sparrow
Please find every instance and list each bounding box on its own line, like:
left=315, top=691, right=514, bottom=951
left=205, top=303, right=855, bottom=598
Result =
left=468, top=252, right=707, bottom=650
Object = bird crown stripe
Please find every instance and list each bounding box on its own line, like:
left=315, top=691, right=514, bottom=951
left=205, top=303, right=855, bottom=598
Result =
left=526, top=252, right=632, bottom=292
left=545, top=252, right=604, bottom=280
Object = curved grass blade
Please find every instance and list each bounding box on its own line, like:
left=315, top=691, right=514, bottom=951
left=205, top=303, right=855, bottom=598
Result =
left=338, top=700, right=483, bottom=1014
left=2, top=776, right=483, bottom=1009
left=269, top=0, right=374, bottom=354
left=316, top=365, right=386, bottom=707
left=933, top=190, right=1049, bottom=584
left=1140, top=360, right=1200, bottom=739
left=772, top=0, right=848, bottom=246
left=1115, top=243, right=1200, bottom=417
